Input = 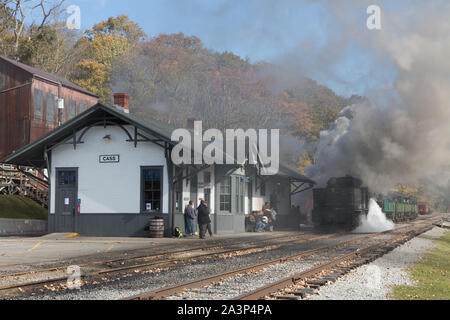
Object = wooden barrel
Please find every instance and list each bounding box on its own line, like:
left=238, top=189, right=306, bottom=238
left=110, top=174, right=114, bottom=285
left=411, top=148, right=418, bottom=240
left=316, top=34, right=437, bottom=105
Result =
left=149, top=218, right=164, bottom=238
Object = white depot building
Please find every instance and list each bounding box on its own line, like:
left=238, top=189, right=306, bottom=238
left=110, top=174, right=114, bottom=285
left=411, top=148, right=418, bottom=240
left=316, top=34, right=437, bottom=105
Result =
left=4, top=94, right=314, bottom=237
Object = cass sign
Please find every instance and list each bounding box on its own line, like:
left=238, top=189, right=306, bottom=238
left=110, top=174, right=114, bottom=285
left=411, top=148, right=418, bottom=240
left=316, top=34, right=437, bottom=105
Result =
left=99, top=155, right=120, bottom=163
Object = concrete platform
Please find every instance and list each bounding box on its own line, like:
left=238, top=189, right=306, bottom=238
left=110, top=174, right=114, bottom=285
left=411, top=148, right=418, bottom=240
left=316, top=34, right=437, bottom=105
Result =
left=1, top=214, right=444, bottom=269
left=0, top=231, right=302, bottom=267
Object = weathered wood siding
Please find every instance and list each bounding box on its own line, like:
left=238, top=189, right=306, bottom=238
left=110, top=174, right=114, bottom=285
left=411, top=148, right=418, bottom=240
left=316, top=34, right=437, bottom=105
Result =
left=0, top=61, right=33, bottom=160
left=0, top=58, right=98, bottom=160
left=30, top=80, right=98, bottom=143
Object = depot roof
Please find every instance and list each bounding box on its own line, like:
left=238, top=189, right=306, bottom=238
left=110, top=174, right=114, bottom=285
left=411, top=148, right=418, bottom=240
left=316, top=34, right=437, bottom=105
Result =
left=4, top=103, right=315, bottom=184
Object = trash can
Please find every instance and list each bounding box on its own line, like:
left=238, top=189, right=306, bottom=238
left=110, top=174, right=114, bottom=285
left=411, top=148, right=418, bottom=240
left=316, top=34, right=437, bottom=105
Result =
left=149, top=217, right=164, bottom=238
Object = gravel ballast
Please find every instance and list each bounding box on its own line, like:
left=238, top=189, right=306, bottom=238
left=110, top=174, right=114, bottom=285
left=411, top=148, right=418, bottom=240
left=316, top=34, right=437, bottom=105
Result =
left=309, top=227, right=446, bottom=300
left=5, top=233, right=363, bottom=300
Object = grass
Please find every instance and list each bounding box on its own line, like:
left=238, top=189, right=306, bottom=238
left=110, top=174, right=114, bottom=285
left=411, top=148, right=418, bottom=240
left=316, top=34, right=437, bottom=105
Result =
left=392, top=230, right=450, bottom=300
left=0, top=195, right=48, bottom=220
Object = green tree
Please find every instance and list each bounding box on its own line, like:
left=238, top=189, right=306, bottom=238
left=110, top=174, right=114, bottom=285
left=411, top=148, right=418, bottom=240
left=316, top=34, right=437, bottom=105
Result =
left=17, top=24, right=84, bottom=77
left=86, top=14, right=147, bottom=43
left=0, top=0, right=66, bottom=59
left=297, top=151, right=315, bottom=175
left=71, top=15, right=146, bottom=103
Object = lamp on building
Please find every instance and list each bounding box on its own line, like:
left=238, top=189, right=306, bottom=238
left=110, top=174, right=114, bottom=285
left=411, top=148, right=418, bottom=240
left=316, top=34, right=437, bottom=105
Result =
left=103, top=135, right=111, bottom=142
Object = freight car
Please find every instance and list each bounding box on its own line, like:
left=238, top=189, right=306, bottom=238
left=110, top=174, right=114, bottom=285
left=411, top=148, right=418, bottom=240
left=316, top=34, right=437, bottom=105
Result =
left=376, top=194, right=418, bottom=222
left=418, top=202, right=431, bottom=215
left=312, top=176, right=369, bottom=231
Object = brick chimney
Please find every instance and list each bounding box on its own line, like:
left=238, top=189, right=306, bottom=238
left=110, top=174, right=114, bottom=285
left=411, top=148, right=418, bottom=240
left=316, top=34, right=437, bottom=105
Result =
left=113, top=93, right=130, bottom=113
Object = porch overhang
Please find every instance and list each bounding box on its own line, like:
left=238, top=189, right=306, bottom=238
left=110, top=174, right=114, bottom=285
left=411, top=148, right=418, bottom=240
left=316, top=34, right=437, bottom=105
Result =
left=3, top=103, right=176, bottom=169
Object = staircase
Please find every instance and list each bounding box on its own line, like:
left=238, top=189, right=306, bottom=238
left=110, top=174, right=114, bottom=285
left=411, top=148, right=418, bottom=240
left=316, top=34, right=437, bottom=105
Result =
left=0, top=164, right=49, bottom=208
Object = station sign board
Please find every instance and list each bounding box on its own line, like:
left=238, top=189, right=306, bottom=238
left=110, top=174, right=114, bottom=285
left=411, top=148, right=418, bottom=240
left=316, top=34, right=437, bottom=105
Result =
left=99, top=155, right=120, bottom=163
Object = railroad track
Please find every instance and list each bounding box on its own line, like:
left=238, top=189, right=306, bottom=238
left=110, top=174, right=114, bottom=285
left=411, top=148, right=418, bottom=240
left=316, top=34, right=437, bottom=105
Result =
left=1, top=217, right=439, bottom=299
left=0, top=232, right=306, bottom=270
left=0, top=232, right=319, bottom=274
left=237, top=224, right=434, bottom=300
left=127, top=219, right=438, bottom=300
left=0, top=232, right=339, bottom=297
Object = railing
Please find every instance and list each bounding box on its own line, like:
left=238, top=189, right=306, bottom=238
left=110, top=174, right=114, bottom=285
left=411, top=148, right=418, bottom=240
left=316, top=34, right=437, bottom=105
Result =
left=0, top=164, right=49, bottom=208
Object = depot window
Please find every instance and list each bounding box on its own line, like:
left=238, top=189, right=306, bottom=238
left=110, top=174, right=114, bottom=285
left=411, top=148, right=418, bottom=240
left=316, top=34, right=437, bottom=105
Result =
left=34, top=89, right=43, bottom=121
left=240, top=178, right=245, bottom=213
left=141, top=167, right=163, bottom=213
left=260, top=181, right=266, bottom=196
left=219, top=177, right=231, bottom=212
left=58, top=171, right=76, bottom=185
left=234, top=177, right=246, bottom=214
left=79, top=103, right=86, bottom=113
left=69, top=100, right=76, bottom=119
left=0, top=72, right=5, bottom=90
left=46, top=93, right=55, bottom=124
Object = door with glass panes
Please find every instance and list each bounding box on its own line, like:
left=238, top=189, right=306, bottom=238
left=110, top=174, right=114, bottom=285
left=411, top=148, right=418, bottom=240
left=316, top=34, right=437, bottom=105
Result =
left=55, top=169, right=78, bottom=232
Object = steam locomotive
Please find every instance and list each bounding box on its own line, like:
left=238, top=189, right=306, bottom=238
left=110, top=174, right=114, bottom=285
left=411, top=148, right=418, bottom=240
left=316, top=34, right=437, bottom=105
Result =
left=312, top=176, right=418, bottom=231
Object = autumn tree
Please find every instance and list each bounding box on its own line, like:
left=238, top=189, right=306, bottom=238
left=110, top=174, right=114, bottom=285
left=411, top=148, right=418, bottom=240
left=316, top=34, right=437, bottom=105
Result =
left=0, top=0, right=87, bottom=80
left=112, top=33, right=286, bottom=131
left=71, top=15, right=147, bottom=103
left=112, top=33, right=207, bottom=124
left=85, top=14, right=147, bottom=43
left=18, top=23, right=84, bottom=76
left=0, top=0, right=66, bottom=59
left=277, top=89, right=313, bottom=139
left=297, top=150, right=315, bottom=175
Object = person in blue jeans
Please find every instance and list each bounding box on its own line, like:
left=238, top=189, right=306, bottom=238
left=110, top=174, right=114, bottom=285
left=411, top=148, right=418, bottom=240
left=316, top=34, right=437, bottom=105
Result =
left=255, top=216, right=269, bottom=232
left=184, top=201, right=196, bottom=236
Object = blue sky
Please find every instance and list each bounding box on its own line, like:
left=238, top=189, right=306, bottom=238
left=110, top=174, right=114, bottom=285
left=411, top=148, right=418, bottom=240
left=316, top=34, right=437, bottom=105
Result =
left=65, top=0, right=397, bottom=98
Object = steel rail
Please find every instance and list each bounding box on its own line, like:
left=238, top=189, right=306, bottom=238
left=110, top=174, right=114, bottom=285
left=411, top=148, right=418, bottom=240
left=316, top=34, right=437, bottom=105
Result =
left=1, top=217, right=439, bottom=298
left=236, top=225, right=433, bottom=300
left=0, top=232, right=310, bottom=269
left=0, top=233, right=336, bottom=295
left=126, top=220, right=436, bottom=300
left=0, top=232, right=325, bottom=278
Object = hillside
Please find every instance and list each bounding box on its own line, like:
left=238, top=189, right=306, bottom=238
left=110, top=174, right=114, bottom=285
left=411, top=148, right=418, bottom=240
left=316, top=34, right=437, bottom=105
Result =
left=0, top=195, right=48, bottom=220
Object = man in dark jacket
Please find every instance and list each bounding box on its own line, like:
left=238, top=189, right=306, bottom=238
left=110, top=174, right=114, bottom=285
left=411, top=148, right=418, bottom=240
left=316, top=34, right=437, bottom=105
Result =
left=184, top=201, right=196, bottom=236
left=197, top=199, right=211, bottom=239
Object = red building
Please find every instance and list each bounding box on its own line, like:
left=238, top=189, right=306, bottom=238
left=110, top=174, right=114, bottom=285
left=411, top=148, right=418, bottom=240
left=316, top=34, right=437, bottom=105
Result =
left=0, top=55, right=98, bottom=161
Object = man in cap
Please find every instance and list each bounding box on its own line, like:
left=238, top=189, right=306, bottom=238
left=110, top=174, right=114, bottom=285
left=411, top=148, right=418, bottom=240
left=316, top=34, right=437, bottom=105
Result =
left=197, top=198, right=212, bottom=239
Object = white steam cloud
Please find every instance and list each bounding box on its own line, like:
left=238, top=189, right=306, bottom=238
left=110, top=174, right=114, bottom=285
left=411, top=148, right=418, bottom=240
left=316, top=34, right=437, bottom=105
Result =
left=303, top=1, right=450, bottom=194
left=353, top=199, right=395, bottom=233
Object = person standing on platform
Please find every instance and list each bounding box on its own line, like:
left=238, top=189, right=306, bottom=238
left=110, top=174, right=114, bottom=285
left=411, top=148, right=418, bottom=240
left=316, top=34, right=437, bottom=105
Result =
left=197, top=199, right=211, bottom=239
left=263, top=202, right=276, bottom=232
left=184, top=201, right=196, bottom=236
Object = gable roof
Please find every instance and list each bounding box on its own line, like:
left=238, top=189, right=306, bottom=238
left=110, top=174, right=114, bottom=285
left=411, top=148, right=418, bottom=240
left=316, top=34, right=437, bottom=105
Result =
left=3, top=103, right=315, bottom=184
left=277, top=164, right=315, bottom=184
left=0, top=55, right=98, bottom=98
left=3, top=103, right=176, bottom=168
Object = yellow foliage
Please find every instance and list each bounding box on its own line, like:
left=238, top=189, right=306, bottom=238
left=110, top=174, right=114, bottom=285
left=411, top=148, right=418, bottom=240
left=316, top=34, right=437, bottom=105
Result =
left=297, top=152, right=314, bottom=175
left=72, top=34, right=131, bottom=103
